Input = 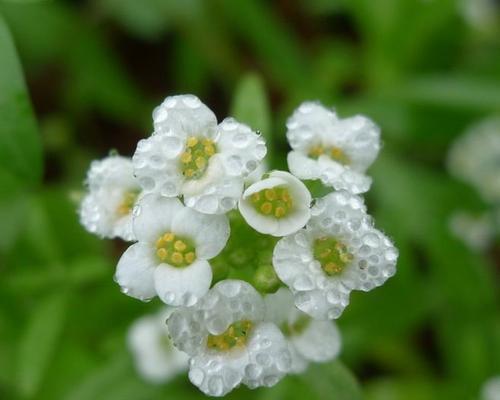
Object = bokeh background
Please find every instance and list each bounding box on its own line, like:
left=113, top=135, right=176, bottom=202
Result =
left=1, top=0, right=500, bottom=399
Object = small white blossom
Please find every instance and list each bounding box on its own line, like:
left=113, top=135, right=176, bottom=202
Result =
left=482, top=376, right=500, bottom=400
left=239, top=170, right=311, bottom=237
left=286, top=101, right=380, bottom=194
left=265, top=288, right=341, bottom=373
left=127, top=308, right=188, bottom=383
left=115, top=194, right=229, bottom=306
left=449, top=210, right=495, bottom=251
left=79, top=155, right=141, bottom=241
left=133, top=94, right=267, bottom=214
left=167, top=280, right=291, bottom=397
left=273, top=190, right=398, bottom=320
left=448, top=117, right=500, bottom=204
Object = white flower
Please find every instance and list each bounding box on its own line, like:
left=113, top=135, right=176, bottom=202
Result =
left=482, top=376, right=500, bottom=400
left=133, top=94, right=267, bottom=214
left=238, top=170, right=312, bottom=237
left=127, top=308, right=188, bottom=383
left=449, top=210, right=495, bottom=251
left=167, top=280, right=291, bottom=397
left=448, top=117, right=500, bottom=204
left=79, top=155, right=141, bottom=241
left=264, top=288, right=341, bottom=373
left=286, top=101, right=380, bottom=194
left=273, top=190, right=398, bottom=320
left=115, top=194, right=230, bottom=306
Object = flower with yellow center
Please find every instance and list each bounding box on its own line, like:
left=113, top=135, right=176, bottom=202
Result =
left=79, top=155, right=142, bottom=241
left=286, top=101, right=380, bottom=194
left=133, top=95, right=267, bottom=214
left=115, top=195, right=230, bottom=306
left=239, top=171, right=311, bottom=237
left=273, top=190, right=398, bottom=320
left=167, top=280, right=291, bottom=397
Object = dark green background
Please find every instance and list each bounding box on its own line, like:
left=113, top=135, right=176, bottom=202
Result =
left=1, top=1, right=499, bottom=399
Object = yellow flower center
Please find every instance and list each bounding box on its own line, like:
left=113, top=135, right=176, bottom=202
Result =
left=155, top=232, right=196, bottom=267
left=179, top=136, right=216, bottom=180
left=313, top=237, right=353, bottom=276
left=250, top=186, right=293, bottom=219
left=207, top=320, right=253, bottom=352
left=116, top=190, right=140, bottom=216
left=308, top=144, right=350, bottom=165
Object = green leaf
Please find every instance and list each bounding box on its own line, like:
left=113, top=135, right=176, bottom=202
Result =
left=231, top=73, right=272, bottom=156
left=0, top=15, right=42, bottom=186
left=17, top=292, right=69, bottom=398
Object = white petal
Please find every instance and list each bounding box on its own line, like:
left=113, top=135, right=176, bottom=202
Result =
left=132, top=132, right=185, bottom=196
left=79, top=193, right=114, bottom=239
left=318, top=159, right=372, bottom=194
left=189, top=349, right=247, bottom=397
left=127, top=312, right=188, bottom=383
left=112, top=214, right=135, bottom=242
left=115, top=242, right=157, bottom=301
left=154, top=259, right=212, bottom=306
left=132, top=195, right=184, bottom=243
left=286, top=102, right=338, bottom=152
left=293, top=288, right=350, bottom=320
left=291, top=319, right=341, bottom=363
left=171, top=207, right=230, bottom=259
left=86, top=155, right=136, bottom=190
left=287, top=151, right=323, bottom=180
left=243, top=322, right=291, bottom=389
left=239, top=199, right=279, bottom=235
left=153, top=94, right=217, bottom=137
left=217, top=117, right=267, bottom=177
left=333, top=115, right=380, bottom=171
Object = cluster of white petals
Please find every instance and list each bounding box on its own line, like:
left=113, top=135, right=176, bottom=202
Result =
left=448, top=117, right=500, bottom=204
left=133, top=95, right=267, bottom=215
left=286, top=101, right=380, bottom=194
left=127, top=308, right=188, bottom=383
left=167, top=280, right=291, bottom=396
left=79, top=94, right=398, bottom=396
left=79, top=155, right=141, bottom=241
left=273, top=190, right=398, bottom=320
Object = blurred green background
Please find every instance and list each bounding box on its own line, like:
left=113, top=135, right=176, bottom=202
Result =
left=1, top=0, right=499, bottom=399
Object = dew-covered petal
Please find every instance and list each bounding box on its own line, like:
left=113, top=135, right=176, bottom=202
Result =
left=154, top=259, right=213, bottom=307
left=153, top=94, right=217, bottom=137
left=243, top=322, right=291, bottom=389
left=132, top=195, right=184, bottom=243
left=216, top=118, right=267, bottom=177
left=188, top=349, right=248, bottom=397
left=115, top=242, right=157, bottom=301
left=132, top=132, right=185, bottom=196
left=286, top=102, right=338, bottom=152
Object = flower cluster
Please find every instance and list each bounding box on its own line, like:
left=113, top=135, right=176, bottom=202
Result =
left=79, top=96, right=398, bottom=396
